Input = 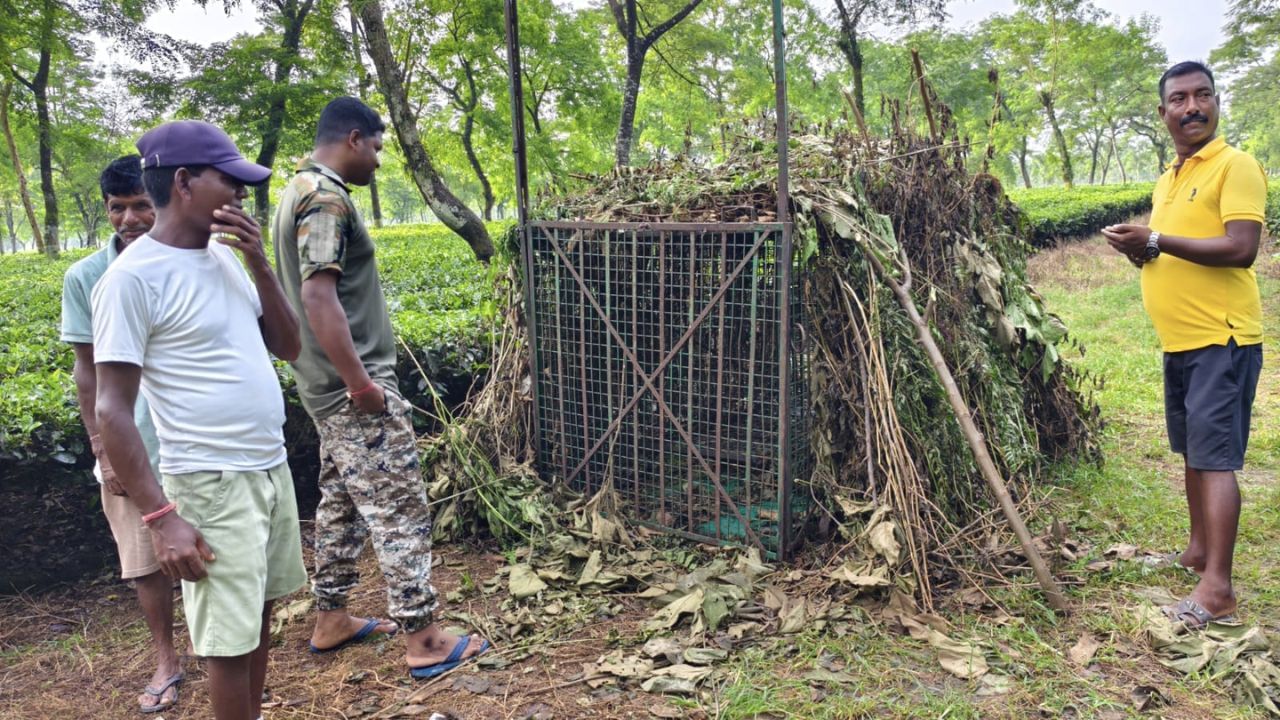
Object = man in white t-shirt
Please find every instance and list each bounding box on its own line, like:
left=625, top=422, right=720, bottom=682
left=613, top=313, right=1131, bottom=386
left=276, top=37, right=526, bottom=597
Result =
left=93, top=121, right=306, bottom=720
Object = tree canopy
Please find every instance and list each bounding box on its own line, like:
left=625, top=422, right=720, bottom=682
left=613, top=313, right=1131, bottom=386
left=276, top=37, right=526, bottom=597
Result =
left=0, top=0, right=1274, bottom=254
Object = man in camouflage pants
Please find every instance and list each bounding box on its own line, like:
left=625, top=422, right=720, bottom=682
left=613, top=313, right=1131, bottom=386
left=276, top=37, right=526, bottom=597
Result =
left=272, top=97, right=488, bottom=677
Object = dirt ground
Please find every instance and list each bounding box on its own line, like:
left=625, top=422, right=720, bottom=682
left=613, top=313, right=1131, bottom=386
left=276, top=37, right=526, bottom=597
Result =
left=0, top=526, right=697, bottom=720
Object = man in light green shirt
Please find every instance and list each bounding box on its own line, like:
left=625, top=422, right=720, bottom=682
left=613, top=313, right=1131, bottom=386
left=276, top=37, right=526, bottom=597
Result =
left=60, top=155, right=181, bottom=714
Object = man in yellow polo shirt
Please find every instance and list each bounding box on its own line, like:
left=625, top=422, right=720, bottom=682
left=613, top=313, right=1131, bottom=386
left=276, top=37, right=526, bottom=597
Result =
left=1103, top=61, right=1266, bottom=631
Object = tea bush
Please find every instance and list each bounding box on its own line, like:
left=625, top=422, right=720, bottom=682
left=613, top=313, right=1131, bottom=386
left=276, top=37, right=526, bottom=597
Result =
left=0, top=222, right=507, bottom=480
left=1008, top=182, right=1156, bottom=246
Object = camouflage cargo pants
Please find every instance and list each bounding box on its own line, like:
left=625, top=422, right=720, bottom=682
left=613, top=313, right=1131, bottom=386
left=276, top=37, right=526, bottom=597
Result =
left=312, top=389, right=438, bottom=633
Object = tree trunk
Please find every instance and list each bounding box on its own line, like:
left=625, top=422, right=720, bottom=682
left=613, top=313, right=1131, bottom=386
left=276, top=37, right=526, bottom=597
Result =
left=24, top=1, right=58, bottom=258
left=1087, top=130, right=1101, bottom=184
left=614, top=48, right=644, bottom=168
left=607, top=0, right=704, bottom=168
left=348, top=7, right=382, bottom=228
left=355, top=0, right=493, bottom=261
left=1039, top=90, right=1073, bottom=188
left=1109, top=128, right=1127, bottom=183
left=1099, top=137, right=1111, bottom=185
left=1, top=196, right=11, bottom=254
left=1018, top=133, right=1032, bottom=189
left=461, top=114, right=494, bottom=221
left=833, top=0, right=865, bottom=118
left=252, top=0, right=314, bottom=232
left=0, top=82, right=44, bottom=252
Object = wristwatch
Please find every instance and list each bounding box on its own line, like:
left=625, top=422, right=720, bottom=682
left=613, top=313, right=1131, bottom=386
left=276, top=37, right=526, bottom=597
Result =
left=1142, top=230, right=1161, bottom=261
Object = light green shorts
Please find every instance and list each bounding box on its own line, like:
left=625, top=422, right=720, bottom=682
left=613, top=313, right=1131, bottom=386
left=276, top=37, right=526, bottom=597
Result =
left=162, top=461, right=307, bottom=657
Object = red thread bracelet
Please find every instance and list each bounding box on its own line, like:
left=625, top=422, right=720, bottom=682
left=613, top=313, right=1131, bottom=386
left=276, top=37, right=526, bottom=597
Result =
left=347, top=382, right=379, bottom=399
left=142, top=502, right=177, bottom=525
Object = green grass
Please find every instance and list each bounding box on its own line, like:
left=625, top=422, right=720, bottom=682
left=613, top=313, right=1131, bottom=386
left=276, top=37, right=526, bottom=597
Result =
left=711, top=236, right=1278, bottom=719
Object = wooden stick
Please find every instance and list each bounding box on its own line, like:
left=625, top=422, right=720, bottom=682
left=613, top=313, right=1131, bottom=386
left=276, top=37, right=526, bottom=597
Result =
left=863, top=246, right=1069, bottom=614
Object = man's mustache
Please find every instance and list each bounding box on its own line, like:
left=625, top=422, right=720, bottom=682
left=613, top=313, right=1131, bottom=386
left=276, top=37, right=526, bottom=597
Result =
left=1181, top=113, right=1210, bottom=126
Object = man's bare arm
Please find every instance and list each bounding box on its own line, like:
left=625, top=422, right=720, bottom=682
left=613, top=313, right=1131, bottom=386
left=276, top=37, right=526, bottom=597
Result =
left=211, top=205, right=302, bottom=361
left=72, top=343, right=126, bottom=495
left=1102, top=220, right=1261, bottom=268
left=95, top=362, right=164, bottom=510
left=301, top=270, right=385, bottom=414
left=96, top=361, right=215, bottom=581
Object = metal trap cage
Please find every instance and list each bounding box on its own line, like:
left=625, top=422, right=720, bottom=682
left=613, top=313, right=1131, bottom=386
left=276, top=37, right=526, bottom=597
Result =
left=503, top=1, right=811, bottom=558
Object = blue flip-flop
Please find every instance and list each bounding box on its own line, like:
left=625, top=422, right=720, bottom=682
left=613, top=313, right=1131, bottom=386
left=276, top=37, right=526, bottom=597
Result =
left=308, top=617, right=396, bottom=654
left=409, top=634, right=491, bottom=679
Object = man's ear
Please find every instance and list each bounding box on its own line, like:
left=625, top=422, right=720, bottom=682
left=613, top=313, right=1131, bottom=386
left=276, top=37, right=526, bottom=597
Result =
left=174, top=167, right=194, bottom=204
left=347, top=128, right=362, bottom=150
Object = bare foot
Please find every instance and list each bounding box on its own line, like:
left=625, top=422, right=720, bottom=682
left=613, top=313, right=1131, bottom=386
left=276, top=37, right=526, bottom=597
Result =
left=310, top=610, right=397, bottom=651
left=405, top=625, right=489, bottom=668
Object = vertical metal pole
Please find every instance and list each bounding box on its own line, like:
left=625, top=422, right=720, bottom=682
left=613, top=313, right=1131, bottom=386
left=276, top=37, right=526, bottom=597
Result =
left=772, top=0, right=789, bottom=227
left=771, top=0, right=794, bottom=559
left=504, top=0, right=541, bottom=468
left=504, top=0, right=529, bottom=229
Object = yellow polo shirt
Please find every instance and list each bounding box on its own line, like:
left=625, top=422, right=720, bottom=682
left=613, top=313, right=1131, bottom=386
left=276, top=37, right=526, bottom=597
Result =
left=1142, top=135, right=1267, bottom=352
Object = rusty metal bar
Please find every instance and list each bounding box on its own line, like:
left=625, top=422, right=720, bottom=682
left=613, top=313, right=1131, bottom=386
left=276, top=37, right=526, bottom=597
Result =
left=658, top=233, right=667, bottom=522
left=743, top=230, right=760, bottom=536
left=551, top=233, right=567, bottom=478
left=686, top=231, right=695, bottom=534
left=577, top=237, right=591, bottom=494
left=772, top=0, right=795, bottom=558
left=714, top=232, right=726, bottom=540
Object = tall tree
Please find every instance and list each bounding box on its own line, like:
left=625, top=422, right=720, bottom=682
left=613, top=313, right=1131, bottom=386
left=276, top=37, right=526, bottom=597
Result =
left=348, top=7, right=383, bottom=227
left=421, top=0, right=503, bottom=220
left=1, top=0, right=175, bottom=256
left=832, top=0, right=946, bottom=118
left=1212, top=0, right=1280, bottom=169
left=189, top=0, right=324, bottom=227
left=0, top=82, right=43, bottom=251
left=354, top=0, right=493, bottom=261
left=604, top=0, right=707, bottom=168
left=9, top=0, right=59, bottom=256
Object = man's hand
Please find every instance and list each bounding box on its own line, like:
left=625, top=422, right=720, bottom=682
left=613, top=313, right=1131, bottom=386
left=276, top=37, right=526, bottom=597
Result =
left=148, top=511, right=216, bottom=582
left=211, top=205, right=267, bottom=264
left=350, top=383, right=387, bottom=415
left=1101, top=223, right=1151, bottom=257
left=90, top=433, right=127, bottom=496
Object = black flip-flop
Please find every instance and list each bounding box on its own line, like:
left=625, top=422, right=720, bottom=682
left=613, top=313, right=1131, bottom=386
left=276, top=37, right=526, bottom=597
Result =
left=308, top=617, right=397, bottom=654
left=138, top=672, right=183, bottom=715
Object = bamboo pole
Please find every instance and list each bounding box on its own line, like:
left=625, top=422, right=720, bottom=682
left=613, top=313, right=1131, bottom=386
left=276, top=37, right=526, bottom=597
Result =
left=864, top=246, right=1069, bottom=614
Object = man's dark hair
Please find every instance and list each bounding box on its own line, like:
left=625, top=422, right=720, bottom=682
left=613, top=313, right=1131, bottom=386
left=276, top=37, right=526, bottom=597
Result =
left=142, top=165, right=209, bottom=208
left=1159, top=61, right=1215, bottom=102
left=315, top=97, right=386, bottom=145
left=100, top=155, right=145, bottom=201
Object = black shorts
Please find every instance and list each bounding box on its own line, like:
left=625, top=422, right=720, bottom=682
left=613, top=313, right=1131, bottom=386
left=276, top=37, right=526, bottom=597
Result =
left=1163, top=339, right=1263, bottom=471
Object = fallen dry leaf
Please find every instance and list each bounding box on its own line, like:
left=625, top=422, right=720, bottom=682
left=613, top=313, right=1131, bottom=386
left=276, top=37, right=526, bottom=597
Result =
left=1068, top=633, right=1101, bottom=666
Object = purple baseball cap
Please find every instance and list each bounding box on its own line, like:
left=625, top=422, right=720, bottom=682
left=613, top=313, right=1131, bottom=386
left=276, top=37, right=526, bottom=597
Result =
left=136, top=121, right=271, bottom=185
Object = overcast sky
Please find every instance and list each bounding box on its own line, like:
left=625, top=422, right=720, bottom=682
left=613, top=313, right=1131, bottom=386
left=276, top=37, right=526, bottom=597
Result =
left=102, top=0, right=1227, bottom=73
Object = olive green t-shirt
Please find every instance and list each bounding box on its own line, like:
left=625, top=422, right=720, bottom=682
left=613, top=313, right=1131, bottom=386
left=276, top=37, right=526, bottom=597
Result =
left=272, top=159, right=396, bottom=420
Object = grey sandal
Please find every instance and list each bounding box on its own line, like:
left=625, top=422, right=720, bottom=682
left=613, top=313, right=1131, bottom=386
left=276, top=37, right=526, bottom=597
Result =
left=1167, top=599, right=1235, bottom=631
left=139, top=672, right=183, bottom=714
